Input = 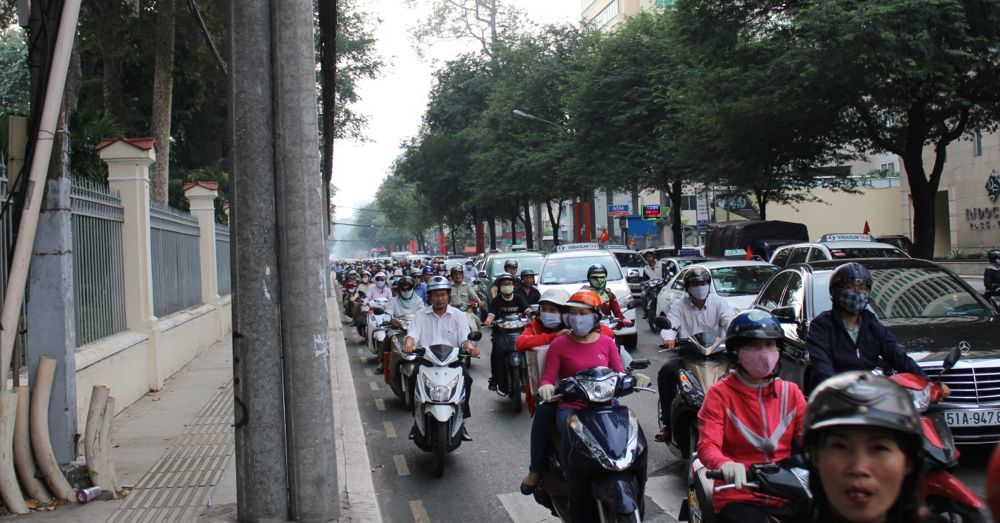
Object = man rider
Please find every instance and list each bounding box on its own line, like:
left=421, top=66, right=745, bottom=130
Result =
left=484, top=272, right=531, bottom=392
left=463, top=258, right=479, bottom=283
left=806, top=262, right=933, bottom=389
left=584, top=264, right=632, bottom=327
left=450, top=266, right=484, bottom=322
left=654, top=267, right=734, bottom=443
left=491, top=259, right=520, bottom=298
left=403, top=276, right=480, bottom=441
left=986, top=249, right=1000, bottom=299
left=515, top=269, right=541, bottom=306
left=415, top=267, right=433, bottom=304
left=640, top=251, right=664, bottom=317
left=375, top=276, right=424, bottom=375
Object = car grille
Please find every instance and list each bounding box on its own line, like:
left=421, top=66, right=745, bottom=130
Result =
left=920, top=363, right=1000, bottom=444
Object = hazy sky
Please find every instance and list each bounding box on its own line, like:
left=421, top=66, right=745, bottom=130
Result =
left=331, top=0, right=579, bottom=226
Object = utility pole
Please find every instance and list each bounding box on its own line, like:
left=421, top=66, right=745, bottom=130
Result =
left=229, top=0, right=289, bottom=519
left=271, top=0, right=339, bottom=519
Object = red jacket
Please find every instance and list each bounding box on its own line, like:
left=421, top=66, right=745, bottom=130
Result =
left=697, top=373, right=807, bottom=513
left=515, top=320, right=615, bottom=415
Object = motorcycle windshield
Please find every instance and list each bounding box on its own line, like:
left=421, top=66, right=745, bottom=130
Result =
left=428, top=344, right=455, bottom=362
left=576, top=406, right=633, bottom=460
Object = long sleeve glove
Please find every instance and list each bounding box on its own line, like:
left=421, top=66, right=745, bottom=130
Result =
left=720, top=461, right=747, bottom=489
left=632, top=372, right=651, bottom=388
left=538, top=384, right=556, bottom=402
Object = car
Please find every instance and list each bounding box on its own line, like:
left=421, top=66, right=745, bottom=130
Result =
left=604, top=245, right=646, bottom=300
left=768, top=233, right=909, bottom=269
left=654, top=260, right=780, bottom=321
left=474, top=250, right=545, bottom=309
left=752, top=257, right=1000, bottom=445
left=536, top=243, right=639, bottom=350
left=640, top=246, right=703, bottom=260
left=660, top=256, right=712, bottom=281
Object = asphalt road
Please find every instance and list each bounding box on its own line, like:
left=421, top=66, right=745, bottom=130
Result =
left=344, top=310, right=990, bottom=523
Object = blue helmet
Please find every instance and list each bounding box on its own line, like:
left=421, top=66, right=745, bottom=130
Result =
left=422, top=266, right=434, bottom=275
left=725, top=310, right=784, bottom=352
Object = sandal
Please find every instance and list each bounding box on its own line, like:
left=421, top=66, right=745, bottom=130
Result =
left=653, top=427, right=670, bottom=443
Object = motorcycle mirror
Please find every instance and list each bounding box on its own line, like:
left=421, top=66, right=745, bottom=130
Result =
left=942, top=345, right=962, bottom=372
left=653, top=316, right=671, bottom=330
left=771, top=306, right=797, bottom=324
left=630, top=359, right=651, bottom=370
left=467, top=331, right=483, bottom=342
left=478, top=270, right=487, bottom=278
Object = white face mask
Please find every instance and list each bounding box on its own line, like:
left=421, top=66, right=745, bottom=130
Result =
left=500, top=284, right=515, bottom=296
left=375, top=280, right=385, bottom=288
left=688, top=284, right=710, bottom=301
left=400, top=289, right=414, bottom=299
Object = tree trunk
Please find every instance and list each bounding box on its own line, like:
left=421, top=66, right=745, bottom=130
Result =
left=605, top=188, right=615, bottom=238
left=488, top=214, right=497, bottom=251
left=902, top=150, right=940, bottom=260
left=755, top=190, right=768, bottom=221
left=546, top=200, right=563, bottom=247
left=509, top=206, right=517, bottom=249
left=670, top=179, right=682, bottom=250
left=319, top=0, right=337, bottom=237
left=522, top=200, right=533, bottom=250
left=150, top=0, right=176, bottom=205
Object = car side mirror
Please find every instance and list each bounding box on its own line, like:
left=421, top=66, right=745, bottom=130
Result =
left=478, top=270, right=487, bottom=278
left=942, top=345, right=962, bottom=371
left=772, top=306, right=797, bottom=324
left=653, top=316, right=671, bottom=330
left=467, top=331, right=483, bottom=342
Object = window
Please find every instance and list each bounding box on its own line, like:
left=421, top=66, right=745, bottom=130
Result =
left=757, top=272, right=793, bottom=310
left=671, top=269, right=687, bottom=290
left=975, top=131, right=984, bottom=157
left=711, top=265, right=780, bottom=296
left=880, top=162, right=897, bottom=175
left=783, top=274, right=805, bottom=318
left=588, top=0, right=619, bottom=29
left=787, top=247, right=809, bottom=266
left=771, top=248, right=792, bottom=268
left=654, top=0, right=676, bottom=7
left=681, top=195, right=697, bottom=211
left=806, top=248, right=829, bottom=262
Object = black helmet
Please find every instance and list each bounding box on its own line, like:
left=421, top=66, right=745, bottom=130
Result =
left=586, top=264, right=608, bottom=279
left=519, top=268, right=535, bottom=278
left=989, top=249, right=1000, bottom=264
left=504, top=259, right=519, bottom=271
left=683, top=267, right=712, bottom=288
left=829, top=262, right=872, bottom=294
left=725, top=310, right=785, bottom=352
left=804, top=371, right=920, bottom=446
left=397, top=276, right=415, bottom=290
left=495, top=272, right=515, bottom=285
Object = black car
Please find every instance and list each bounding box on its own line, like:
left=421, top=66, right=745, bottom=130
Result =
left=753, top=258, right=1000, bottom=445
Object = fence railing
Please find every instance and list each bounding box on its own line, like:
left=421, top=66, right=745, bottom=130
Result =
left=70, top=179, right=128, bottom=346
left=0, top=178, right=28, bottom=353
left=150, top=203, right=202, bottom=317
left=215, top=223, right=231, bottom=296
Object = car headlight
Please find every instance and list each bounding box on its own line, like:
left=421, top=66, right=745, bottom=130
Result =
left=423, top=374, right=460, bottom=402
left=909, top=385, right=931, bottom=412
left=579, top=375, right=619, bottom=403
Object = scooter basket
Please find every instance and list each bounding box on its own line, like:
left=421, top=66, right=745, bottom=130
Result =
left=526, top=344, right=550, bottom=396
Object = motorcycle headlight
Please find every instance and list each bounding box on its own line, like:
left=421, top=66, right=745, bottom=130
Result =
left=679, top=371, right=705, bottom=404
left=423, top=374, right=460, bottom=402
left=909, top=384, right=932, bottom=412
left=579, top=375, right=620, bottom=403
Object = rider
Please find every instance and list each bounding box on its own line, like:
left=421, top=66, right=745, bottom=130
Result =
left=515, top=269, right=541, bottom=306
left=463, top=258, right=479, bottom=283
left=367, top=271, right=393, bottom=301
left=654, top=267, right=734, bottom=442
left=584, top=264, right=632, bottom=328
left=403, top=276, right=480, bottom=441
left=414, top=267, right=433, bottom=304
left=491, top=259, right=520, bottom=298
left=986, top=249, right=1000, bottom=299
left=697, top=310, right=807, bottom=522
left=801, top=371, right=927, bottom=523
left=640, top=251, right=664, bottom=317
left=376, top=276, right=424, bottom=376
left=805, top=262, right=930, bottom=388
left=450, top=265, right=483, bottom=332
left=484, top=272, right=531, bottom=392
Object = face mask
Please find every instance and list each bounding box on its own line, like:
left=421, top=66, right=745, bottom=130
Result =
left=539, top=312, right=562, bottom=329
left=400, top=289, right=414, bottom=299
left=738, top=349, right=779, bottom=379
left=836, top=290, right=869, bottom=315
left=565, top=313, right=596, bottom=336
left=500, top=284, right=515, bottom=296
left=375, top=280, right=385, bottom=288
left=688, top=285, right=710, bottom=301
left=589, top=277, right=606, bottom=290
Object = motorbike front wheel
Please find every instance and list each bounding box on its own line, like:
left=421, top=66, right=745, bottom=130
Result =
left=509, top=372, right=523, bottom=413
left=927, top=496, right=986, bottom=523
left=431, top=420, right=448, bottom=478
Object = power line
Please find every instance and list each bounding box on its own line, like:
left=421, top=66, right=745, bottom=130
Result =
left=331, top=221, right=386, bottom=228
left=333, top=205, right=382, bottom=213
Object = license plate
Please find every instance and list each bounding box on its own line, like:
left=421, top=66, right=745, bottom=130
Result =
left=944, top=409, right=1000, bottom=427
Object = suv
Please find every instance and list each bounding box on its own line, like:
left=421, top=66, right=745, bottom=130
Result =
left=769, top=233, right=908, bottom=268
left=604, top=245, right=646, bottom=300
left=753, top=258, right=1000, bottom=444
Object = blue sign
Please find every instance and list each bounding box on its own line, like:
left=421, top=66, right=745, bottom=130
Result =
left=697, top=219, right=709, bottom=236
left=625, top=215, right=659, bottom=236
left=607, top=204, right=630, bottom=217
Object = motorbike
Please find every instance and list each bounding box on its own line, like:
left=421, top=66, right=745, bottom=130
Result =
left=641, top=279, right=667, bottom=332
left=679, top=456, right=811, bottom=523
left=533, top=367, right=653, bottom=523
left=366, top=297, right=392, bottom=359
left=409, top=331, right=483, bottom=478
left=491, top=314, right=530, bottom=412
left=341, top=285, right=362, bottom=320
left=884, top=346, right=988, bottom=522
left=454, top=303, right=482, bottom=333
left=384, top=314, right=418, bottom=409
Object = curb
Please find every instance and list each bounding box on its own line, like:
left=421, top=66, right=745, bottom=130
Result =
left=328, top=292, right=383, bottom=522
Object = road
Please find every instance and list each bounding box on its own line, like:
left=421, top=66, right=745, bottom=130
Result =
left=343, top=310, right=990, bottom=523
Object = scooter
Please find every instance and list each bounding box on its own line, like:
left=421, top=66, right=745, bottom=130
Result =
left=642, top=278, right=666, bottom=331
left=356, top=299, right=371, bottom=339
left=491, top=314, right=530, bottom=413
left=384, top=314, right=418, bottom=409
left=680, top=456, right=811, bottom=523
left=533, top=367, right=653, bottom=523
left=886, top=346, right=988, bottom=523
left=366, top=297, right=392, bottom=359
left=409, top=331, right=482, bottom=478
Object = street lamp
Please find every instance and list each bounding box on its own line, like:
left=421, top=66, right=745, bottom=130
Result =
left=511, top=109, right=564, bottom=130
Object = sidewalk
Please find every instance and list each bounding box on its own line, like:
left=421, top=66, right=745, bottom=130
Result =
left=4, top=297, right=380, bottom=522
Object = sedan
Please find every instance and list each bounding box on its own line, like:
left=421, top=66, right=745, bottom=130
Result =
left=654, top=260, right=780, bottom=320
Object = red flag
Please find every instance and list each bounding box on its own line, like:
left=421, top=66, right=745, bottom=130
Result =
left=745, top=246, right=754, bottom=260
left=863, top=220, right=871, bottom=234
left=599, top=228, right=610, bottom=243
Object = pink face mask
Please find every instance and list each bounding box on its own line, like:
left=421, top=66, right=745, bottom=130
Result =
left=738, top=348, right=779, bottom=379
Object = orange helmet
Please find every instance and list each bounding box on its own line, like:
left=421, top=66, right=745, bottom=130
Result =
left=566, top=289, right=602, bottom=310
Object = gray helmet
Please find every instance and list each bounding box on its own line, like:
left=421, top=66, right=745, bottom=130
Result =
left=495, top=272, right=515, bottom=285
left=426, top=275, right=452, bottom=294
left=683, top=267, right=712, bottom=288
left=804, top=371, right=920, bottom=446
left=504, top=259, right=519, bottom=271
left=989, top=249, right=1000, bottom=264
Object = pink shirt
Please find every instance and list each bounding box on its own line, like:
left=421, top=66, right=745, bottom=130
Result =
left=540, top=334, right=624, bottom=388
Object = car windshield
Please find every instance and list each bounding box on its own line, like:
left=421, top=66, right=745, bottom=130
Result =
left=540, top=254, right=623, bottom=284
left=675, top=258, right=708, bottom=270
left=827, top=247, right=907, bottom=259
left=492, top=256, right=543, bottom=276
left=613, top=251, right=644, bottom=268
left=711, top=265, right=780, bottom=296
left=811, top=267, right=987, bottom=319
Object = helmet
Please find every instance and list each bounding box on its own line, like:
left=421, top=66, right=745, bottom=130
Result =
left=504, top=259, right=519, bottom=271
left=397, top=276, right=414, bottom=290
left=495, top=272, right=515, bottom=285
left=426, top=275, right=452, bottom=294
left=519, top=268, right=535, bottom=278
left=361, top=270, right=372, bottom=277
left=683, top=267, right=712, bottom=288
left=586, top=264, right=608, bottom=279
left=829, top=262, right=872, bottom=293
left=538, top=288, right=571, bottom=308
left=989, top=249, right=1000, bottom=264
left=450, top=265, right=463, bottom=275
left=422, top=266, right=434, bottom=275
left=566, top=289, right=603, bottom=310
left=410, top=269, right=422, bottom=278
left=725, top=310, right=785, bottom=352
left=390, top=276, right=400, bottom=289
left=374, top=271, right=387, bottom=281
left=804, top=371, right=920, bottom=447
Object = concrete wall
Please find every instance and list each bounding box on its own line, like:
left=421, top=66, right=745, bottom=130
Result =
left=764, top=182, right=906, bottom=240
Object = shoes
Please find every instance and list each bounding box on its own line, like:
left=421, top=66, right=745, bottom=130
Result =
left=520, top=473, right=540, bottom=495
left=460, top=425, right=473, bottom=442
left=488, top=378, right=497, bottom=392
left=653, top=426, right=670, bottom=443
left=375, top=366, right=384, bottom=374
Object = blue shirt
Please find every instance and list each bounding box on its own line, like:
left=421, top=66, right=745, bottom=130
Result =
left=414, top=281, right=428, bottom=304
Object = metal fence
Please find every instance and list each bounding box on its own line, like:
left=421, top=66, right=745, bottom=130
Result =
left=0, top=178, right=28, bottom=355
left=215, top=223, right=231, bottom=296
left=150, top=203, right=202, bottom=317
left=70, top=179, right=128, bottom=346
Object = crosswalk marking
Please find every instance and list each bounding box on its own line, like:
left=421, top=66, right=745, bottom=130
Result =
left=410, top=499, right=431, bottom=522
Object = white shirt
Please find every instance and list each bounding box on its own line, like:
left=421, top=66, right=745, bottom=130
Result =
left=643, top=261, right=663, bottom=280
left=661, top=293, right=735, bottom=341
left=408, top=305, right=471, bottom=348
left=367, top=283, right=393, bottom=301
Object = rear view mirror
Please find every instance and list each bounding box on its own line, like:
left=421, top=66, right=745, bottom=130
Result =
left=468, top=331, right=483, bottom=342
left=942, top=345, right=962, bottom=371
left=653, top=316, right=671, bottom=330
left=771, top=306, right=797, bottom=324
left=478, top=270, right=487, bottom=278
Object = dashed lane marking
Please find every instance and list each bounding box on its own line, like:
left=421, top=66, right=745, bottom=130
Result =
left=384, top=421, right=397, bottom=439
left=369, top=381, right=379, bottom=391
left=394, top=454, right=411, bottom=477
left=410, top=499, right=431, bottom=523
left=375, top=398, right=385, bottom=411
left=497, top=492, right=561, bottom=522
left=645, top=476, right=685, bottom=522
left=365, top=368, right=375, bottom=376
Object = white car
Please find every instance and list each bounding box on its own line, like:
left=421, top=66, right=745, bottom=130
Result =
left=769, top=233, right=909, bottom=268
left=536, top=244, right=639, bottom=350
left=655, top=260, right=780, bottom=320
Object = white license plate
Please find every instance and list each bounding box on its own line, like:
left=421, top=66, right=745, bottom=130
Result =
left=944, top=409, right=1000, bottom=427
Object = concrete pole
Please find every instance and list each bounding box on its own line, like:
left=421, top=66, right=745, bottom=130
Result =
left=183, top=182, right=221, bottom=308
left=271, top=0, right=338, bottom=519
left=229, top=0, right=290, bottom=519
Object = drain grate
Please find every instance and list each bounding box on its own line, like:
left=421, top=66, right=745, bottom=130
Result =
left=108, top=381, right=235, bottom=522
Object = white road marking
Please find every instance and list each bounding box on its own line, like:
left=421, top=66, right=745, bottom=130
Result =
left=365, top=368, right=375, bottom=376
left=497, top=492, right=561, bottom=522
left=375, top=399, right=385, bottom=411
left=384, top=421, right=397, bottom=439
left=494, top=476, right=686, bottom=523
left=409, top=499, right=431, bottom=523
left=369, top=381, right=379, bottom=391
left=394, top=454, right=411, bottom=476
left=645, top=475, right=686, bottom=522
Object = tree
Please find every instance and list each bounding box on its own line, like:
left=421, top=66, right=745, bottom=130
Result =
left=0, top=27, right=29, bottom=118
left=150, top=0, right=176, bottom=205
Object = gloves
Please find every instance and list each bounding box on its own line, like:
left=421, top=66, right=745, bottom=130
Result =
left=720, top=461, right=747, bottom=490
left=632, top=372, right=651, bottom=388
left=538, top=384, right=556, bottom=402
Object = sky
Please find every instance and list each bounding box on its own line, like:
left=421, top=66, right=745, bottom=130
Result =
left=331, top=0, right=579, bottom=229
